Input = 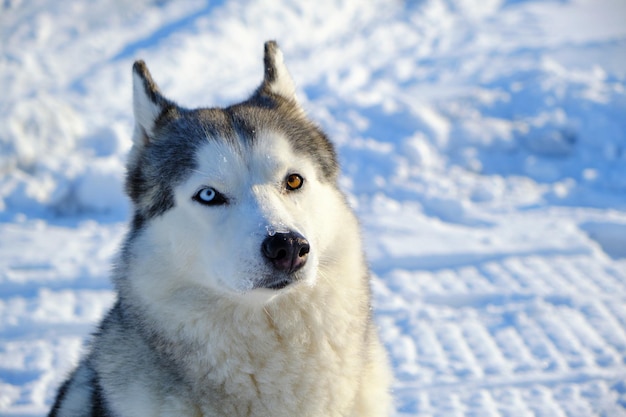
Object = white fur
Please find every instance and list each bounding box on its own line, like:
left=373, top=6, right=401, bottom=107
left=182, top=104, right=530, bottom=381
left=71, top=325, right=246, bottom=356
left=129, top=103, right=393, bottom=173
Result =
left=116, top=132, right=393, bottom=416
left=267, top=47, right=297, bottom=99
left=132, top=71, right=162, bottom=141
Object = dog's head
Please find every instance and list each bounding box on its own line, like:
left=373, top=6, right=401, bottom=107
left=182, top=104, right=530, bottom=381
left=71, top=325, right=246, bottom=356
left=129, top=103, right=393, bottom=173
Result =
left=122, top=42, right=350, bottom=302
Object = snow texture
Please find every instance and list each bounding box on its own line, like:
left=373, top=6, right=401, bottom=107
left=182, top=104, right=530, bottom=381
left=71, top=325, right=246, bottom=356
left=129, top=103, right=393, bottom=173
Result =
left=1, top=0, right=626, bottom=415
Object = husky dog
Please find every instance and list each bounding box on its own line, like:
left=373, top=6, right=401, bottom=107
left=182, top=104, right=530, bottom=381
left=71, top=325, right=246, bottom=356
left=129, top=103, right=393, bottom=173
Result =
left=48, top=41, right=392, bottom=417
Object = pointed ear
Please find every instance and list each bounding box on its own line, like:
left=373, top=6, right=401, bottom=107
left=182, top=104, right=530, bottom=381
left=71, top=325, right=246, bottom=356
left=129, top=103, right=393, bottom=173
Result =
left=132, top=60, right=171, bottom=145
left=257, top=41, right=297, bottom=102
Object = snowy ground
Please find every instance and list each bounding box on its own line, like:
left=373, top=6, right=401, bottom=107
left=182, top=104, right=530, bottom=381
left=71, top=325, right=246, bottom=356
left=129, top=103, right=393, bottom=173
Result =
left=1, top=0, right=626, bottom=415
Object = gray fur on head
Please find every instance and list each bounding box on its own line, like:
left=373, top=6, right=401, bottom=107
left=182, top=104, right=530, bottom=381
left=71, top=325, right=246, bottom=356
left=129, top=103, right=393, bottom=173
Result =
left=126, top=41, right=338, bottom=226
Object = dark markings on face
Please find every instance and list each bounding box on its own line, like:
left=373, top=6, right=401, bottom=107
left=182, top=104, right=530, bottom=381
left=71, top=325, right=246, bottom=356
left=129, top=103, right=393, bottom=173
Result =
left=124, top=93, right=338, bottom=236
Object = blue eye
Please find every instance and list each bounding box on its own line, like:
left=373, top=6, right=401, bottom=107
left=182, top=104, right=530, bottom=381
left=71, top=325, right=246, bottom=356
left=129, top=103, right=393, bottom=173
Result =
left=198, top=188, right=215, bottom=202
left=193, top=187, right=227, bottom=206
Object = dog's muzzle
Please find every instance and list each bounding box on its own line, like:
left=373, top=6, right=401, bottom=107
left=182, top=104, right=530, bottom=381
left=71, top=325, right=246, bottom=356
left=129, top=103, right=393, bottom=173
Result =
left=260, top=231, right=310, bottom=289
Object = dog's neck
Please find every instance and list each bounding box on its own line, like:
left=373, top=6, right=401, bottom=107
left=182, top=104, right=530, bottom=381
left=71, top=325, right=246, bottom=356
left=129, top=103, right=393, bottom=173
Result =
left=120, top=256, right=371, bottom=415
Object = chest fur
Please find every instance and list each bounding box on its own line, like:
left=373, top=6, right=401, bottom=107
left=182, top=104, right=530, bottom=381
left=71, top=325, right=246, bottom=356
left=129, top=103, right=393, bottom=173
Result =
left=163, top=290, right=369, bottom=416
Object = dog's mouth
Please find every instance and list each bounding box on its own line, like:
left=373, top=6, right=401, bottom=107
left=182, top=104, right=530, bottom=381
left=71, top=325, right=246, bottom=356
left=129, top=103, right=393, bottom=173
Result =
left=265, top=279, right=292, bottom=290
left=254, top=274, right=298, bottom=291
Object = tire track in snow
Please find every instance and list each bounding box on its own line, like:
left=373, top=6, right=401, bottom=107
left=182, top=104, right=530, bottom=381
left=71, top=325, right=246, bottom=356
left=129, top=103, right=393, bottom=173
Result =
left=376, top=252, right=626, bottom=416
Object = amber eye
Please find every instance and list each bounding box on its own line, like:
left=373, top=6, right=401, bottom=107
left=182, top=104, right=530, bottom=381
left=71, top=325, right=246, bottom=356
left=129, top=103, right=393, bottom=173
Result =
left=286, top=174, right=304, bottom=190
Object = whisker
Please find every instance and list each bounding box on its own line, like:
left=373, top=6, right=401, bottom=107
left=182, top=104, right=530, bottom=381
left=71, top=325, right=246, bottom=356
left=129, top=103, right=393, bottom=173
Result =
left=317, top=265, right=339, bottom=293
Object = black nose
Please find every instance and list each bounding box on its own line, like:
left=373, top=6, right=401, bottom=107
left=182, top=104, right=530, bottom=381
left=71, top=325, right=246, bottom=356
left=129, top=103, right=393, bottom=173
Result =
left=261, top=232, right=310, bottom=273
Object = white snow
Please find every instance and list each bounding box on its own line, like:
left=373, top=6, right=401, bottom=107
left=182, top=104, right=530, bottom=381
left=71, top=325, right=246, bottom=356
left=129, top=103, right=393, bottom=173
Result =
left=1, top=0, right=626, bottom=415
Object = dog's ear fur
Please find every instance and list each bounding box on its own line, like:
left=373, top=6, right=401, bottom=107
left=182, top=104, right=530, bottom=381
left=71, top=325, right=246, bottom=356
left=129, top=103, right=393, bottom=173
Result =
left=256, top=41, right=298, bottom=103
left=132, top=61, right=171, bottom=146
